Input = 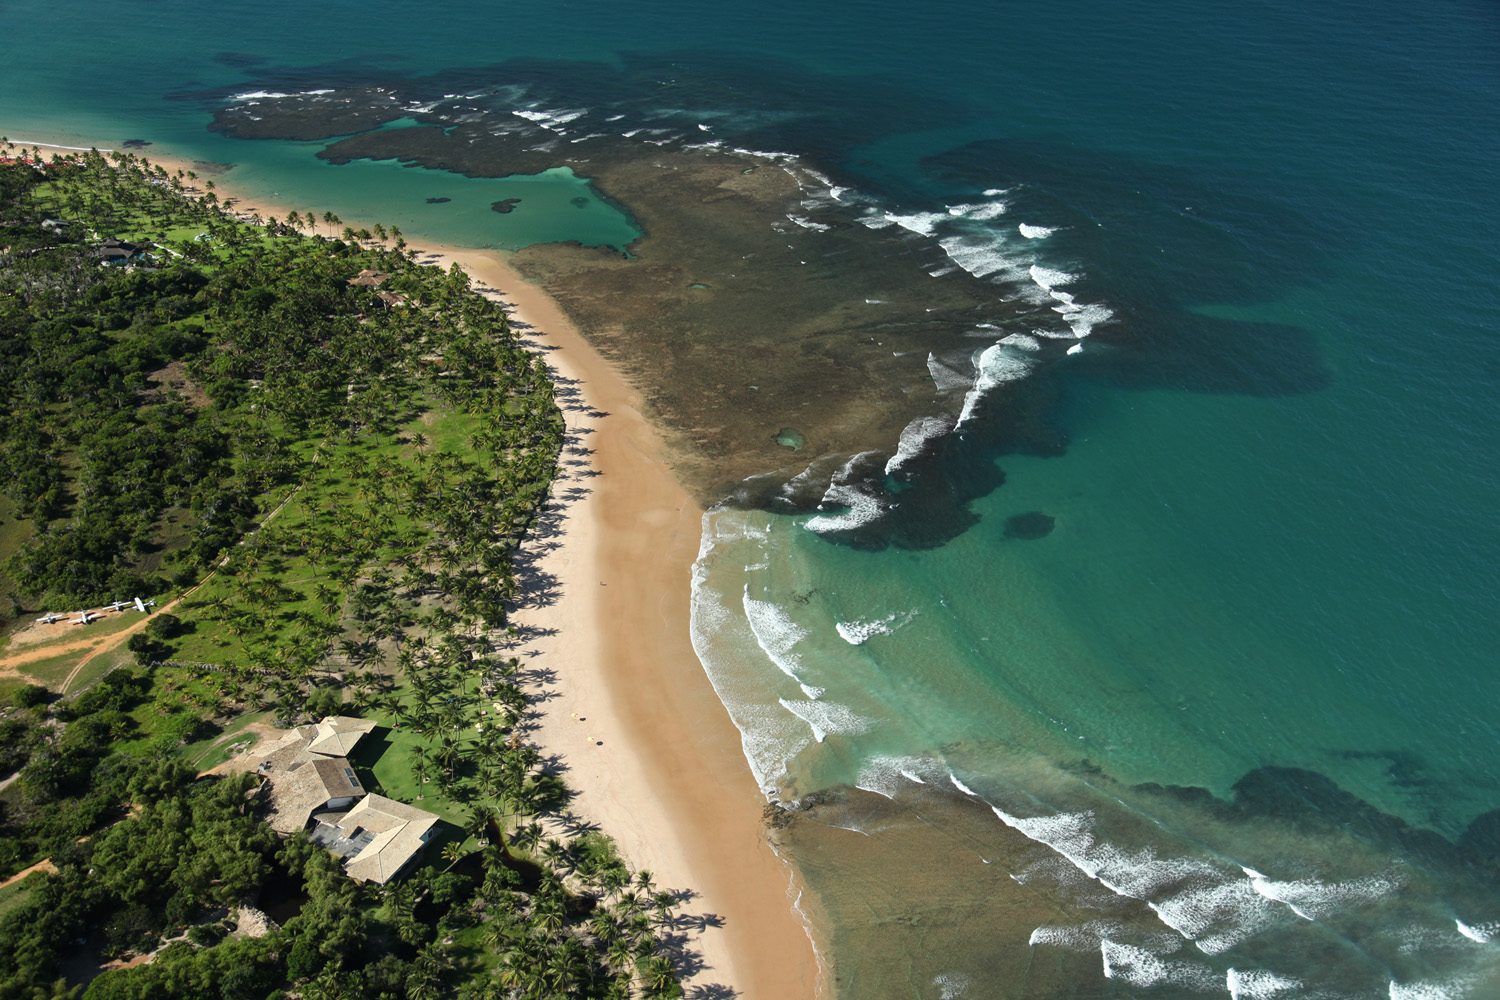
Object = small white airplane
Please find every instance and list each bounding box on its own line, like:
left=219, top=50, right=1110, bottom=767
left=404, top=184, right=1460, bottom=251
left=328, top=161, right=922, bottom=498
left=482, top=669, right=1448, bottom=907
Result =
left=133, top=597, right=156, bottom=613
left=104, top=599, right=130, bottom=613
left=34, top=612, right=61, bottom=625
left=71, top=610, right=97, bottom=625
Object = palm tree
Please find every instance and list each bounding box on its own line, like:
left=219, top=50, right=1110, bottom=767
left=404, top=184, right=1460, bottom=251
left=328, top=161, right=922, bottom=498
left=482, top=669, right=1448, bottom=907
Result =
left=638, top=956, right=678, bottom=998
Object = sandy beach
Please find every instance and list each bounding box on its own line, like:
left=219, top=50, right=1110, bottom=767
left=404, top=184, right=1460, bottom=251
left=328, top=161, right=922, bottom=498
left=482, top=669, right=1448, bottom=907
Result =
left=11, top=138, right=821, bottom=998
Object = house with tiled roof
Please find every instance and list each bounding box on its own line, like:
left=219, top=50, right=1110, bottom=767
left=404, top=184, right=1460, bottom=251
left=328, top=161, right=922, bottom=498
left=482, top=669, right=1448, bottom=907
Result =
left=310, top=794, right=440, bottom=884
left=256, top=716, right=378, bottom=834
left=263, top=756, right=366, bottom=835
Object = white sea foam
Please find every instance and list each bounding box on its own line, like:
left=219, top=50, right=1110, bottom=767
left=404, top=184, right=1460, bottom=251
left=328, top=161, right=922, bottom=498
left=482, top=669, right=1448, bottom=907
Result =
left=777, top=697, right=870, bottom=743
left=1030, top=920, right=1180, bottom=954
left=934, top=972, right=973, bottom=1000
left=1248, top=872, right=1397, bottom=922
left=742, top=588, right=808, bottom=681
left=804, top=454, right=887, bottom=535
left=804, top=482, right=883, bottom=534
left=856, top=755, right=937, bottom=798
left=955, top=342, right=1035, bottom=428
left=991, top=807, right=1293, bottom=955
left=1019, top=223, right=1058, bottom=239
left=1455, top=918, right=1500, bottom=943
left=1029, top=264, right=1079, bottom=288
left=1100, top=940, right=1220, bottom=992
left=950, top=774, right=978, bottom=796
left=883, top=209, right=946, bottom=237
left=231, top=90, right=300, bottom=101
left=1031, top=922, right=1123, bottom=950
left=927, top=352, right=974, bottom=395
left=1227, top=968, right=1303, bottom=999
left=886, top=415, right=953, bottom=475
left=938, top=234, right=1030, bottom=281
left=786, top=213, right=832, bottom=232
left=687, top=513, right=822, bottom=794
left=512, top=107, right=587, bottom=133
left=1055, top=300, right=1114, bottom=339
left=1390, top=977, right=1475, bottom=1000
left=999, top=333, right=1042, bottom=351
left=948, top=199, right=1009, bottom=221
left=835, top=610, right=917, bottom=645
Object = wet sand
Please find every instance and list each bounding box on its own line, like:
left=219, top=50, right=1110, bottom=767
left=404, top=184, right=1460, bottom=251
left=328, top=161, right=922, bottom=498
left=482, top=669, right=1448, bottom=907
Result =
left=14, top=138, right=823, bottom=998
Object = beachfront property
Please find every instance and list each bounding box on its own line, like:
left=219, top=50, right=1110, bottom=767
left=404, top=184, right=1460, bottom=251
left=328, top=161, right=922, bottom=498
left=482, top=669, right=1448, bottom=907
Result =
left=347, top=268, right=390, bottom=286
left=90, top=237, right=156, bottom=264
left=309, top=794, right=440, bottom=885
left=253, top=715, right=439, bottom=883
left=256, top=715, right=378, bottom=834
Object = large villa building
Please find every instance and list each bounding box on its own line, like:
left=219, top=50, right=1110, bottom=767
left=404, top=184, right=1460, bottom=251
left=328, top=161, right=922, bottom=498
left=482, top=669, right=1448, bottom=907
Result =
left=252, top=716, right=439, bottom=884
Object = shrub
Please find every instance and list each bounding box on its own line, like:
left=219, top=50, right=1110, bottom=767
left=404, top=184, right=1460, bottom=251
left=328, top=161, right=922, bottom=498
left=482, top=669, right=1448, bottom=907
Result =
left=9, top=684, right=48, bottom=711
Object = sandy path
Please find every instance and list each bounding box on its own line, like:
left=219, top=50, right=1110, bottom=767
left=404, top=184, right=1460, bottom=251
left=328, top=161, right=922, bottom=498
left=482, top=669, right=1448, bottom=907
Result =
left=0, top=858, right=57, bottom=891
left=14, top=140, right=824, bottom=998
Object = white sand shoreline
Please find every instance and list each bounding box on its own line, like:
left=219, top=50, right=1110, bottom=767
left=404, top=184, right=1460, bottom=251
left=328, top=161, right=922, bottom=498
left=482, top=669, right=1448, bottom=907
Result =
left=10, top=137, right=823, bottom=998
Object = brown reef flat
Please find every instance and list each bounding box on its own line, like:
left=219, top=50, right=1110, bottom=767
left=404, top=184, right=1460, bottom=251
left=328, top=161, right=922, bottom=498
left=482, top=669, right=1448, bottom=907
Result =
left=212, top=97, right=1046, bottom=505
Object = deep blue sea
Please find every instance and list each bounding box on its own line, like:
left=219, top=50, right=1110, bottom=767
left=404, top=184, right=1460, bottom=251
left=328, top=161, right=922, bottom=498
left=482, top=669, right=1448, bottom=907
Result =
left=5, top=1, right=1500, bottom=996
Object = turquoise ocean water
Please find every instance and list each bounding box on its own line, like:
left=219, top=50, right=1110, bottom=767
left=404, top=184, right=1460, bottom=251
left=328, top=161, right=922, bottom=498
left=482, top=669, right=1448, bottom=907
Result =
left=5, top=0, right=1500, bottom=996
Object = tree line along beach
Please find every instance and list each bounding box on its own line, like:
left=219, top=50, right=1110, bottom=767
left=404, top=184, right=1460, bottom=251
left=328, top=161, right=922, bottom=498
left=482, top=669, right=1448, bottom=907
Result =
left=0, top=139, right=818, bottom=999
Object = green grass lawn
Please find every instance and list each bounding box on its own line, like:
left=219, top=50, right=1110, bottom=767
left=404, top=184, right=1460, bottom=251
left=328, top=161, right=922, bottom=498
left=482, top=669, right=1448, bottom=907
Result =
left=182, top=709, right=272, bottom=771
left=0, top=870, right=46, bottom=921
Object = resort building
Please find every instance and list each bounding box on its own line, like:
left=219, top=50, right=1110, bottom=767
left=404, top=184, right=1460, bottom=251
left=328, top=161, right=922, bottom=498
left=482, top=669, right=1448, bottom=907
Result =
left=263, top=755, right=366, bottom=835
left=252, top=715, right=439, bottom=881
left=308, top=794, right=440, bottom=885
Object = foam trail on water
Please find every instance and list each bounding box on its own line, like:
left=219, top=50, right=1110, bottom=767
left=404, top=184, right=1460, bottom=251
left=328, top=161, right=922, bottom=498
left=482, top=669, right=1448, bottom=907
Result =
left=1030, top=264, right=1079, bottom=288
left=835, top=610, right=917, bottom=645
left=886, top=415, right=953, bottom=475
left=1389, top=977, right=1476, bottom=1000
left=856, top=755, right=937, bottom=798
left=927, top=352, right=974, bottom=395
left=1019, top=223, right=1058, bottom=238
left=956, top=342, right=1036, bottom=428
left=689, top=513, right=817, bottom=794
left=1249, top=872, right=1397, bottom=922
left=1029, top=920, right=1181, bottom=954
left=1454, top=919, right=1500, bottom=943
left=1227, top=968, right=1303, bottom=999
left=934, top=972, right=973, bottom=1000
left=804, top=451, right=887, bottom=536
left=742, top=588, right=809, bottom=682
left=778, top=696, right=870, bottom=743
left=990, top=808, right=1288, bottom=954
left=1100, top=940, right=1220, bottom=992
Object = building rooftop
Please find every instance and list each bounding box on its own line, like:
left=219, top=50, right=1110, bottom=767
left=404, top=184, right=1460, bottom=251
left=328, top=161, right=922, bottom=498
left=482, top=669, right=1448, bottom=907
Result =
left=262, top=756, right=365, bottom=835
left=334, top=794, right=440, bottom=884
left=304, top=715, right=378, bottom=758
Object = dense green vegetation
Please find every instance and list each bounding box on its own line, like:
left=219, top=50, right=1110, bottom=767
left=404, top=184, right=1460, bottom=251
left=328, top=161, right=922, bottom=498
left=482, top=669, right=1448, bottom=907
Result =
left=0, top=146, right=687, bottom=998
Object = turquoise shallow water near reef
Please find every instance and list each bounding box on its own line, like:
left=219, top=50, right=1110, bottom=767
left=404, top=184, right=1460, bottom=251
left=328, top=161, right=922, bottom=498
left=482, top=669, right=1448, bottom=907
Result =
left=5, top=0, right=1500, bottom=995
